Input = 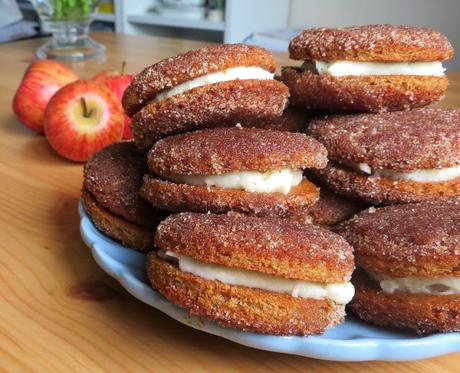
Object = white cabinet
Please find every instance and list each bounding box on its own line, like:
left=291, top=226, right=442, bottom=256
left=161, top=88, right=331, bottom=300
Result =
left=96, top=0, right=290, bottom=43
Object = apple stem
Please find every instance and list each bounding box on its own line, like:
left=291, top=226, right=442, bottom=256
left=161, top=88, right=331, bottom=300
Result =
left=80, top=97, right=92, bottom=118
left=121, top=61, right=126, bottom=75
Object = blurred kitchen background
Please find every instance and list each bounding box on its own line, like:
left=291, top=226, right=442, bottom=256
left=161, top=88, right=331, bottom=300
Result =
left=2, top=0, right=459, bottom=68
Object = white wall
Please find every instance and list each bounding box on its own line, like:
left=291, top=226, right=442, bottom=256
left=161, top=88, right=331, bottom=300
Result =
left=288, top=0, right=459, bottom=70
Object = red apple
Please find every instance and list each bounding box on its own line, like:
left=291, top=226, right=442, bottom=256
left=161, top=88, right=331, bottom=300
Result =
left=92, top=69, right=119, bottom=82
left=44, top=80, right=124, bottom=162
left=92, top=61, right=134, bottom=139
left=92, top=61, right=128, bottom=83
left=13, top=60, right=78, bottom=133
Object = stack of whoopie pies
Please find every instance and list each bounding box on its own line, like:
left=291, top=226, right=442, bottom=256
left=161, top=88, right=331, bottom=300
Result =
left=82, top=25, right=459, bottom=337
left=83, top=43, right=358, bottom=336
left=282, top=24, right=452, bottom=112
left=281, top=24, right=459, bottom=334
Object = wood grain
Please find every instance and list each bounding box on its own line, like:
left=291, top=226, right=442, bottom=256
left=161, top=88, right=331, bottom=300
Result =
left=0, top=32, right=459, bottom=372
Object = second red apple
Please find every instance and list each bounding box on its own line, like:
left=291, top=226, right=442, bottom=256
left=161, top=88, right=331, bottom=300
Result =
left=93, top=62, right=134, bottom=139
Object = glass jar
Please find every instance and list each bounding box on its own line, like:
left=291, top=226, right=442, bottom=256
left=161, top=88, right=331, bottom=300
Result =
left=32, top=0, right=106, bottom=61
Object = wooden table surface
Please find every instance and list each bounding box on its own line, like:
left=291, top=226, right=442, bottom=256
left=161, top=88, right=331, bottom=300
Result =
left=1, top=31, right=459, bottom=372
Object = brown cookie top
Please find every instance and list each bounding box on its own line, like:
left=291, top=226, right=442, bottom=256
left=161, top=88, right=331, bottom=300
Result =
left=155, top=212, right=354, bottom=283
left=123, top=44, right=276, bottom=115
left=289, top=25, right=453, bottom=62
left=83, top=142, right=159, bottom=227
left=308, top=108, right=460, bottom=171
left=336, top=198, right=460, bottom=278
left=148, top=127, right=328, bottom=176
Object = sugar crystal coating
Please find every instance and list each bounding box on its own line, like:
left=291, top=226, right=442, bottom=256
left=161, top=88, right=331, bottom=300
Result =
left=131, top=79, right=289, bottom=148
left=148, top=253, right=346, bottom=336
left=82, top=190, right=155, bottom=252
left=154, top=212, right=354, bottom=283
left=123, top=44, right=276, bottom=115
left=83, top=142, right=160, bottom=227
left=141, top=177, right=320, bottom=217
left=281, top=68, right=447, bottom=113
left=312, top=163, right=460, bottom=205
left=149, top=127, right=328, bottom=176
left=336, top=198, right=460, bottom=277
left=289, top=25, right=453, bottom=62
left=309, top=108, right=460, bottom=171
left=350, top=270, right=460, bottom=335
left=294, top=188, right=366, bottom=226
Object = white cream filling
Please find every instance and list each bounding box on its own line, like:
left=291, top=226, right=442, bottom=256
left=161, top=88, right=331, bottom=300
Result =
left=169, top=169, right=303, bottom=195
left=151, top=66, right=274, bottom=103
left=166, top=251, right=355, bottom=304
left=310, top=60, right=445, bottom=77
left=368, top=271, right=460, bottom=295
left=344, top=162, right=460, bottom=183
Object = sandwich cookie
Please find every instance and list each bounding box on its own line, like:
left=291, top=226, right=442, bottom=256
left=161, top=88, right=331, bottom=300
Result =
left=309, top=108, right=460, bottom=205
left=282, top=25, right=453, bottom=112
left=82, top=142, right=165, bottom=251
left=141, top=127, right=328, bottom=217
left=148, top=212, right=355, bottom=335
left=122, top=44, right=290, bottom=147
left=336, top=199, right=460, bottom=334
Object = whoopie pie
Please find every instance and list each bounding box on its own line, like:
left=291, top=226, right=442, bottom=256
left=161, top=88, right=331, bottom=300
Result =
left=336, top=198, right=460, bottom=334
left=309, top=108, right=460, bottom=205
left=82, top=142, right=165, bottom=251
left=148, top=212, right=355, bottom=335
left=141, top=127, right=328, bottom=218
left=282, top=25, right=453, bottom=112
left=122, top=44, right=290, bottom=147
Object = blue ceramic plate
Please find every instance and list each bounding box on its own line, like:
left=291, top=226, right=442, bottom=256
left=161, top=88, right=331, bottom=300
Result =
left=79, top=201, right=460, bottom=361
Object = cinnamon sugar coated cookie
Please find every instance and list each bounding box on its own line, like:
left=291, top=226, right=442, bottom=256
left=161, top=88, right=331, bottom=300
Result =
left=312, top=163, right=460, bottom=205
left=147, top=212, right=354, bottom=335
left=149, top=127, right=327, bottom=176
left=289, top=25, right=453, bottom=62
left=122, top=44, right=290, bottom=147
left=309, top=109, right=460, bottom=171
left=336, top=199, right=460, bottom=278
left=141, top=175, right=320, bottom=217
left=82, top=191, right=154, bottom=251
left=123, top=44, right=277, bottom=115
left=281, top=69, right=447, bottom=113
left=309, top=109, right=460, bottom=204
left=282, top=25, right=453, bottom=112
left=336, top=199, right=460, bottom=334
left=82, top=142, right=165, bottom=251
left=131, top=80, right=289, bottom=148
left=141, top=127, right=327, bottom=217
left=350, top=270, right=460, bottom=335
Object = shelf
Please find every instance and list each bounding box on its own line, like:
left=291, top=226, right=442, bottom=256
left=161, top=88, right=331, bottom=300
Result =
left=127, top=14, right=225, bottom=32
left=94, top=13, right=116, bottom=22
